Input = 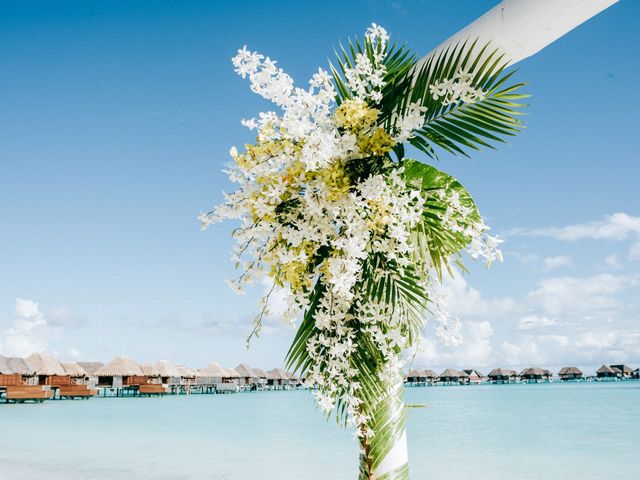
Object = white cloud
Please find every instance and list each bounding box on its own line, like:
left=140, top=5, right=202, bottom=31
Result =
left=417, top=320, right=494, bottom=368
left=527, top=273, right=637, bottom=316
left=532, top=213, right=640, bottom=241
left=435, top=271, right=516, bottom=318
left=541, top=255, right=572, bottom=271
left=517, top=315, right=557, bottom=331
left=630, top=242, right=640, bottom=260
left=0, top=298, right=51, bottom=357
left=604, top=254, right=620, bottom=269
left=414, top=267, right=640, bottom=369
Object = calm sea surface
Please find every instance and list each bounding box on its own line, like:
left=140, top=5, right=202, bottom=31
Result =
left=0, top=382, right=638, bottom=480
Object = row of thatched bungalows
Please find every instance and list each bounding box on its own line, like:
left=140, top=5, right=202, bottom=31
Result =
left=406, top=364, right=640, bottom=386
left=1, top=352, right=305, bottom=401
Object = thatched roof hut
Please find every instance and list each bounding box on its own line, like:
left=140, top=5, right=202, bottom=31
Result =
left=462, top=369, right=485, bottom=383
left=488, top=368, right=513, bottom=377
left=77, top=362, right=104, bottom=376
left=94, top=356, right=144, bottom=376
left=558, top=366, right=583, bottom=380
left=406, top=368, right=437, bottom=382
left=488, top=368, right=516, bottom=382
left=252, top=368, right=267, bottom=378
left=267, top=368, right=289, bottom=379
left=596, top=365, right=618, bottom=377
left=235, top=363, right=257, bottom=379
left=61, top=362, right=88, bottom=377
left=520, top=367, right=550, bottom=382
left=438, top=368, right=469, bottom=383
left=266, top=368, right=291, bottom=385
left=26, top=352, right=66, bottom=376
left=224, top=367, right=240, bottom=379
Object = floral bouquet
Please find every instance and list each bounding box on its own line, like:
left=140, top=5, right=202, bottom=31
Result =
left=201, top=24, right=526, bottom=479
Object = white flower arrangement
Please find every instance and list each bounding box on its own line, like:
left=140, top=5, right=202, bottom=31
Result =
left=202, top=24, right=527, bottom=479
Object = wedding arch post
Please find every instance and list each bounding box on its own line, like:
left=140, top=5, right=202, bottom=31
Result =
left=374, top=1, right=618, bottom=477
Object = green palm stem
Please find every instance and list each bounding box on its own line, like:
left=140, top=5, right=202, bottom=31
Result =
left=358, top=370, right=409, bottom=480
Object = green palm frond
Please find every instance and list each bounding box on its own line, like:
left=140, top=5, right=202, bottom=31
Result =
left=330, top=36, right=418, bottom=106
left=395, top=40, right=529, bottom=159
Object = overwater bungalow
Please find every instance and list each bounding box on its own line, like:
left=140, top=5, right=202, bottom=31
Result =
left=634, top=368, right=640, bottom=380
left=438, top=369, right=469, bottom=385
left=406, top=369, right=437, bottom=385
left=26, top=352, right=69, bottom=386
left=0, top=355, right=24, bottom=387
left=142, top=360, right=181, bottom=385
left=558, top=366, right=583, bottom=381
left=266, top=368, right=291, bottom=388
left=596, top=365, right=620, bottom=380
left=252, top=368, right=268, bottom=386
left=198, top=362, right=225, bottom=385
left=61, top=362, right=89, bottom=384
left=610, top=364, right=634, bottom=379
left=235, top=363, right=260, bottom=386
left=520, top=367, right=551, bottom=383
left=94, top=356, right=146, bottom=388
left=462, top=369, right=485, bottom=384
left=76, top=362, right=103, bottom=387
left=223, top=367, right=240, bottom=383
left=176, top=365, right=198, bottom=385
left=4, top=357, right=36, bottom=385
left=487, top=368, right=517, bottom=384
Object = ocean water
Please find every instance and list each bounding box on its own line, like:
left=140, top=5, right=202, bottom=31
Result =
left=0, top=382, right=638, bottom=480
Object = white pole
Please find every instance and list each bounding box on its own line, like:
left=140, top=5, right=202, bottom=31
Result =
left=418, top=0, right=619, bottom=66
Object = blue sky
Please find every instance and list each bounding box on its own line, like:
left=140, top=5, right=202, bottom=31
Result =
left=1, top=0, right=639, bottom=372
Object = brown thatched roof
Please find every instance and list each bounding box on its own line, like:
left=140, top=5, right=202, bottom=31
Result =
left=439, top=368, right=468, bottom=378
left=0, top=355, right=10, bottom=374
left=558, top=366, right=582, bottom=375
left=61, top=362, right=88, bottom=377
left=596, top=365, right=616, bottom=374
left=235, top=363, right=257, bottom=378
left=142, top=360, right=180, bottom=377
left=223, top=367, right=240, bottom=378
left=77, top=362, right=104, bottom=375
left=252, top=368, right=267, bottom=378
left=199, top=362, right=225, bottom=377
left=408, top=368, right=437, bottom=378
left=266, top=368, right=289, bottom=380
left=26, top=352, right=66, bottom=376
left=176, top=365, right=198, bottom=377
left=521, top=367, right=546, bottom=376
left=94, top=356, right=144, bottom=376
left=488, top=368, right=514, bottom=377
left=5, top=357, right=34, bottom=375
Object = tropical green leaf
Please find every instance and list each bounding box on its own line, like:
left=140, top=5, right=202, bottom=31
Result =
left=402, top=158, right=480, bottom=279
left=384, top=40, right=528, bottom=159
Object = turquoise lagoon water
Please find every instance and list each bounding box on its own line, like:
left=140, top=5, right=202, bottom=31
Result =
left=0, top=382, right=638, bottom=480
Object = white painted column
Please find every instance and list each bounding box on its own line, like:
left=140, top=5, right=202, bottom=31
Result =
left=418, top=0, right=618, bottom=67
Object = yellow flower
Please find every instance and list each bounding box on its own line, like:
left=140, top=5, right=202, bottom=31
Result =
left=357, top=127, right=395, bottom=156
left=334, top=99, right=380, bottom=132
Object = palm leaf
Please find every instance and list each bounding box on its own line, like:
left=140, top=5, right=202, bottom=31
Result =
left=385, top=40, right=528, bottom=159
